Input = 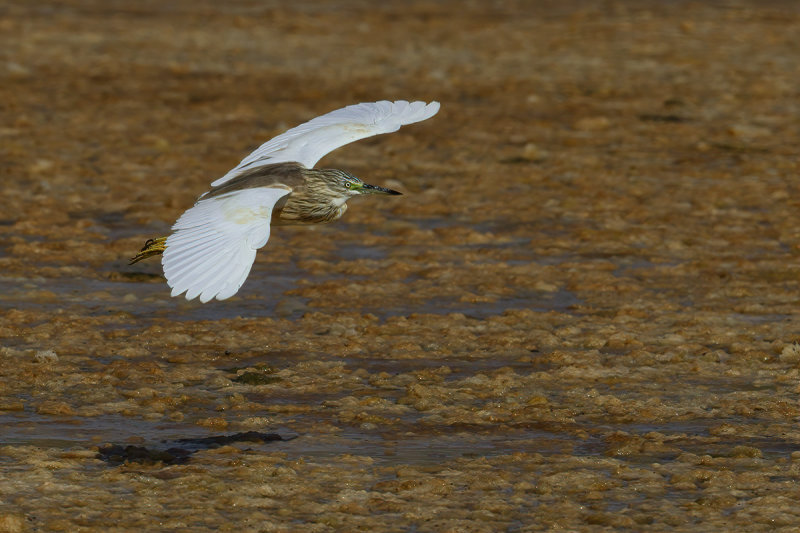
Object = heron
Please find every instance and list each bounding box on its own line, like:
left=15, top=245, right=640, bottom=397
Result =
left=130, top=100, right=440, bottom=303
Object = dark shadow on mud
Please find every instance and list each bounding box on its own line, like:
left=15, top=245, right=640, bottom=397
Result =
left=97, top=431, right=291, bottom=465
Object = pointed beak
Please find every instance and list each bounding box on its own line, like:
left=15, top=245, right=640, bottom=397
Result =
left=360, top=183, right=402, bottom=195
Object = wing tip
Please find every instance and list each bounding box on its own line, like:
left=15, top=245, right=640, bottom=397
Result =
left=167, top=277, right=238, bottom=303
left=406, top=99, right=440, bottom=121
left=423, top=100, right=441, bottom=119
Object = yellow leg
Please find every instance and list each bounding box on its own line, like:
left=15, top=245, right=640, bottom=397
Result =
left=129, top=236, right=168, bottom=265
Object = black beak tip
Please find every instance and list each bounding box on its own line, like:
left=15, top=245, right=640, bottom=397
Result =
left=364, top=183, right=403, bottom=195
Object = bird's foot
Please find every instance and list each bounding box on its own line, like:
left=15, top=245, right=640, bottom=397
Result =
left=129, top=236, right=168, bottom=265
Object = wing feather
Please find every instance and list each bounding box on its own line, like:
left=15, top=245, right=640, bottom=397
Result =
left=214, top=248, right=255, bottom=302
left=211, top=100, right=440, bottom=186
left=183, top=249, right=234, bottom=301
left=163, top=237, right=232, bottom=280
left=202, top=247, right=256, bottom=303
left=169, top=243, right=233, bottom=298
left=162, top=187, right=290, bottom=302
left=167, top=245, right=229, bottom=287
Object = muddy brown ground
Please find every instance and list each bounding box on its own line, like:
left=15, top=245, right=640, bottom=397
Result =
left=1, top=1, right=800, bottom=531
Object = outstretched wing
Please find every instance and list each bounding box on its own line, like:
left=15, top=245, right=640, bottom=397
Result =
left=211, top=100, right=440, bottom=187
left=162, top=186, right=290, bottom=303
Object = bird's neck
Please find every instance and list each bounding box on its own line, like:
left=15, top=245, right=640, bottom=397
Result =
left=273, top=192, right=348, bottom=225
left=330, top=195, right=349, bottom=208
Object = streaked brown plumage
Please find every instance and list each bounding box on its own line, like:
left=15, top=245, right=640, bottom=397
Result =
left=130, top=163, right=400, bottom=264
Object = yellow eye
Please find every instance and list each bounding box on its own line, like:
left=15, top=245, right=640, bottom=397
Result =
left=345, top=182, right=351, bottom=188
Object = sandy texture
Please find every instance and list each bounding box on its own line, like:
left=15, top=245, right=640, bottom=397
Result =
left=1, top=0, right=800, bottom=531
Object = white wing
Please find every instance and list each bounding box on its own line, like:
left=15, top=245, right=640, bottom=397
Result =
left=211, top=100, right=440, bottom=187
left=162, top=187, right=290, bottom=303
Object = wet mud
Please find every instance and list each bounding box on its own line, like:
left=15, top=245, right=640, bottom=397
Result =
left=1, top=1, right=800, bottom=531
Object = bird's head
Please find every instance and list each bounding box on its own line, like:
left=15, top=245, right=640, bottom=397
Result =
left=314, top=169, right=402, bottom=203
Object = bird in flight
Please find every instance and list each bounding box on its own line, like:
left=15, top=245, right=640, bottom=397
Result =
left=130, top=100, right=440, bottom=303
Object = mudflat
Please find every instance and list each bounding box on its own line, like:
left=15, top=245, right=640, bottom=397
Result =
left=1, top=1, right=799, bottom=531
